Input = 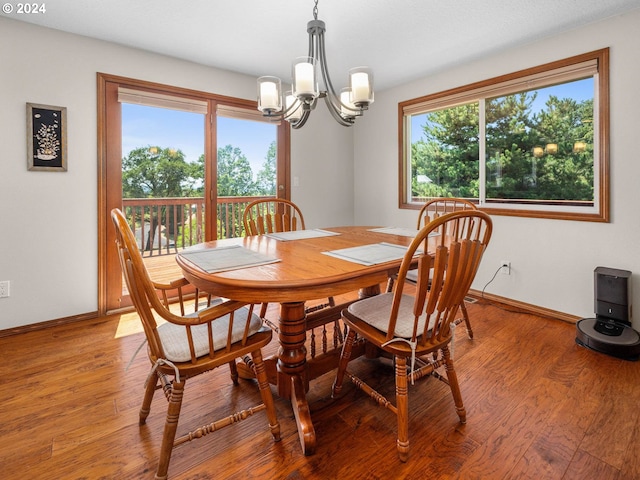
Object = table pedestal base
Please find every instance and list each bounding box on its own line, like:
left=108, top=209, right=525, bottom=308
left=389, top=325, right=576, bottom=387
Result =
left=290, top=374, right=316, bottom=455
left=241, top=286, right=382, bottom=456
left=276, top=301, right=316, bottom=454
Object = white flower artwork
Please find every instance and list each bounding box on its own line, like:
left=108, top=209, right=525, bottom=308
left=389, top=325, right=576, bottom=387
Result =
left=27, top=103, right=67, bottom=171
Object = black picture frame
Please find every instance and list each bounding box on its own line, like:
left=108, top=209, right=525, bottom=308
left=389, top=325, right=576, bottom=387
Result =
left=27, top=103, right=67, bottom=171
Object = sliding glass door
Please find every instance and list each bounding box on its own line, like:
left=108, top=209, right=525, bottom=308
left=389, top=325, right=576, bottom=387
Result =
left=98, top=74, right=290, bottom=314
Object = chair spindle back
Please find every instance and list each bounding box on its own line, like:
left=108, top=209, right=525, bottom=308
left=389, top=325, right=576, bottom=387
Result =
left=391, top=210, right=492, bottom=347
left=243, top=198, right=305, bottom=235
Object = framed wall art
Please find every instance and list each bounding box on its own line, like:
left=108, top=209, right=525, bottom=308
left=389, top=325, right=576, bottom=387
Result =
left=27, top=103, right=67, bottom=171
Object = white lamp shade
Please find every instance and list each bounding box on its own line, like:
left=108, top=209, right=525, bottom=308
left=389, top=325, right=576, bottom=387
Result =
left=340, top=88, right=358, bottom=117
left=292, top=57, right=318, bottom=98
left=258, top=76, right=282, bottom=112
left=285, top=92, right=303, bottom=122
left=349, top=67, right=374, bottom=105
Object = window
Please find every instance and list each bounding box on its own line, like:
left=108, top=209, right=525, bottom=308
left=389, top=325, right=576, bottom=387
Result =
left=399, top=48, right=609, bottom=221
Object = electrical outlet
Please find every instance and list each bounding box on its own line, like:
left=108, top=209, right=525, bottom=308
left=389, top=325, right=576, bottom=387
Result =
left=0, top=280, right=10, bottom=298
left=500, top=261, right=511, bottom=275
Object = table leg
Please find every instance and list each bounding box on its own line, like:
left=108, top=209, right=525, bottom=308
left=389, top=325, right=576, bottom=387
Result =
left=277, top=301, right=316, bottom=455
left=359, top=284, right=381, bottom=299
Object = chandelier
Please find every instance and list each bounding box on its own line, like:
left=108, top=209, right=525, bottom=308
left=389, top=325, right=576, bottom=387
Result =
left=257, top=0, right=374, bottom=129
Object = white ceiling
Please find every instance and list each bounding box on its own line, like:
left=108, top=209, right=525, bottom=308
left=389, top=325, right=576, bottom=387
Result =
left=3, top=0, right=640, bottom=90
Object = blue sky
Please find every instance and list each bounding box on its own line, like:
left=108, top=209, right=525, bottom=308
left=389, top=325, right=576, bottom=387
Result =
left=121, top=103, right=276, bottom=176
left=528, top=77, right=594, bottom=114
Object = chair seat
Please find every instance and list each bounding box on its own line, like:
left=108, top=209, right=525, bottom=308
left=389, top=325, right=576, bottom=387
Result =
left=346, top=292, right=433, bottom=339
left=405, top=269, right=418, bottom=284
left=157, top=307, right=263, bottom=363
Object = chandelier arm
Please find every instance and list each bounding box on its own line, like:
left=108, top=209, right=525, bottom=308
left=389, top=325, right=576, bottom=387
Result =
left=263, top=115, right=284, bottom=124
left=323, top=96, right=355, bottom=126
left=316, top=30, right=341, bottom=104
left=308, top=28, right=315, bottom=59
left=291, top=109, right=312, bottom=129
left=323, top=83, right=361, bottom=118
left=282, top=99, right=303, bottom=118
left=317, top=80, right=356, bottom=125
left=260, top=101, right=300, bottom=123
left=316, top=29, right=363, bottom=118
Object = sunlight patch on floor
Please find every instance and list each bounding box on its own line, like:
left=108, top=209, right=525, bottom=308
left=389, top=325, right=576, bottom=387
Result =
left=113, top=305, right=184, bottom=339
left=114, top=311, right=145, bottom=339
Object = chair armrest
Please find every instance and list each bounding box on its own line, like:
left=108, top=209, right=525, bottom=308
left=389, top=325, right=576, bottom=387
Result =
left=152, top=277, right=190, bottom=291
left=155, top=299, right=251, bottom=327
left=196, top=300, right=250, bottom=324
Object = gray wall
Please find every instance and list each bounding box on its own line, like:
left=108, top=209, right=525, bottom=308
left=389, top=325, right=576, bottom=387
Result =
left=353, top=9, right=640, bottom=328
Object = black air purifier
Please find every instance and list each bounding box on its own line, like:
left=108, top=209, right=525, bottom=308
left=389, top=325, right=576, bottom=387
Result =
left=576, top=267, right=640, bottom=360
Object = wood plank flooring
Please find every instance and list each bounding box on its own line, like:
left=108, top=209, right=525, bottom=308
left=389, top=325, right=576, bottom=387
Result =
left=2, top=297, right=639, bottom=479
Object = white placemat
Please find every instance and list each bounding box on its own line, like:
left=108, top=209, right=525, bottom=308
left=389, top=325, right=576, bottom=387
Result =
left=369, top=227, right=440, bottom=238
left=265, top=229, right=340, bottom=241
left=179, top=245, right=280, bottom=273
left=368, top=227, right=420, bottom=237
left=322, top=242, right=417, bottom=266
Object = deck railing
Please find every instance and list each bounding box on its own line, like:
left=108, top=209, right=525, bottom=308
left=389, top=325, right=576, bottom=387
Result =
left=122, top=196, right=273, bottom=256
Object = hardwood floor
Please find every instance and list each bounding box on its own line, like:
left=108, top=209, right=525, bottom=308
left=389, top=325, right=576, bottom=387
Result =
left=2, top=297, right=640, bottom=479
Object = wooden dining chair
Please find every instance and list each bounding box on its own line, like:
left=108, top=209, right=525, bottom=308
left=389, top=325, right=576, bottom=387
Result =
left=243, top=198, right=335, bottom=317
left=111, top=208, right=280, bottom=480
left=388, top=197, right=478, bottom=339
left=416, top=197, right=477, bottom=228
left=332, top=210, right=492, bottom=462
left=243, top=197, right=306, bottom=235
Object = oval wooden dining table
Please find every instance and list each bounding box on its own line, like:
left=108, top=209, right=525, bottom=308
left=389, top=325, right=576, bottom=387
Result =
left=176, top=226, right=419, bottom=456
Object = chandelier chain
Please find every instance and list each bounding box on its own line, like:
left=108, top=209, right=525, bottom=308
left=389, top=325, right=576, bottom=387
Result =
left=313, top=0, right=318, bottom=20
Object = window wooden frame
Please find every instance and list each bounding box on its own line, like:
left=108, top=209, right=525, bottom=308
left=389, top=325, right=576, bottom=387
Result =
left=398, top=48, right=609, bottom=222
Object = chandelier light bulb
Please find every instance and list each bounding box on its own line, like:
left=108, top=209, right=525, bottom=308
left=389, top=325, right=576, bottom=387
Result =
left=257, top=76, right=282, bottom=113
left=292, top=57, right=318, bottom=99
left=349, top=68, right=374, bottom=106
left=285, top=92, right=304, bottom=122
left=340, top=88, right=356, bottom=118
